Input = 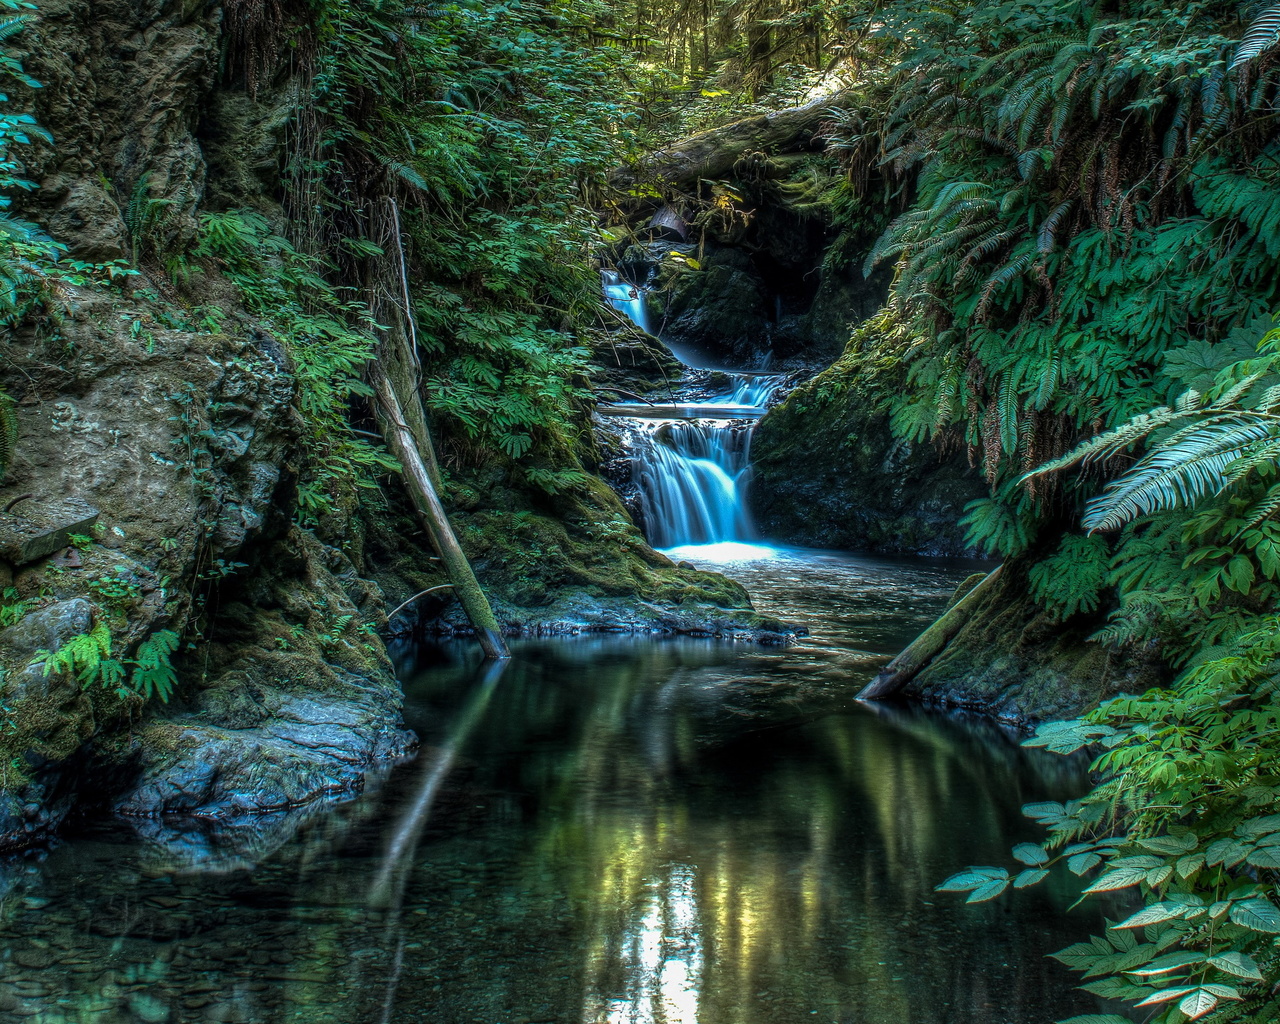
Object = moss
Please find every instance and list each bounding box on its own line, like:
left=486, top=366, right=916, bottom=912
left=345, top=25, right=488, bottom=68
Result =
left=901, top=558, right=1167, bottom=723
left=750, top=346, right=986, bottom=556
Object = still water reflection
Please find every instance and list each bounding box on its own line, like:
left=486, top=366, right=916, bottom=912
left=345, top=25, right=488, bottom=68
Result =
left=0, top=550, right=1103, bottom=1024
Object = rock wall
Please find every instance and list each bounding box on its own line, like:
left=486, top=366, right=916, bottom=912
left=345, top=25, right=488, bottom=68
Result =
left=749, top=353, right=987, bottom=556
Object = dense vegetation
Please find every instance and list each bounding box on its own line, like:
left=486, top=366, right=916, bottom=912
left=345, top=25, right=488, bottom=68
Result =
left=8, top=0, right=1280, bottom=1016
left=791, top=3, right=1280, bottom=1021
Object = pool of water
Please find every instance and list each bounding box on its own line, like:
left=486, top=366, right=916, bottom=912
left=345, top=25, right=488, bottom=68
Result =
left=0, top=549, right=1105, bottom=1024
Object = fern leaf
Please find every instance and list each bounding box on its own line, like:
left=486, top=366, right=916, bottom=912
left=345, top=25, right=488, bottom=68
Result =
left=1232, top=2, right=1280, bottom=69
left=1082, top=418, right=1278, bottom=531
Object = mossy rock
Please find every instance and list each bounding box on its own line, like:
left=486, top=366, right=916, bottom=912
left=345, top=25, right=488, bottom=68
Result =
left=750, top=349, right=986, bottom=556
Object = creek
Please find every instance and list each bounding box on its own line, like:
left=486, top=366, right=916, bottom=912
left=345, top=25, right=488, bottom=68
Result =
left=0, top=278, right=1108, bottom=1024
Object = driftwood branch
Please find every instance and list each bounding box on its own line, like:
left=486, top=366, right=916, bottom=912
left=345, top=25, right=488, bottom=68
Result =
left=371, top=364, right=509, bottom=661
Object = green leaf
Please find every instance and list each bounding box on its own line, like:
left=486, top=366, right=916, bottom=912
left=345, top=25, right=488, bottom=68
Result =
left=1083, top=867, right=1148, bottom=893
left=1176, top=853, right=1205, bottom=879
left=1125, top=952, right=1202, bottom=976
left=967, top=877, right=1011, bottom=902
left=1135, top=986, right=1197, bottom=1007
left=1179, top=989, right=1219, bottom=1020
left=1057, top=1017, right=1134, bottom=1024
left=1207, top=951, right=1263, bottom=980
left=1115, top=904, right=1183, bottom=929
left=1067, top=852, right=1101, bottom=876
left=1014, top=869, right=1049, bottom=888
left=1246, top=845, right=1280, bottom=868
left=1228, top=897, right=1280, bottom=933
left=1012, top=843, right=1049, bottom=866
left=936, top=867, right=1007, bottom=892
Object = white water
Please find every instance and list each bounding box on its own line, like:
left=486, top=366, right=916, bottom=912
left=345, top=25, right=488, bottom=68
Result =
left=602, top=269, right=653, bottom=335
left=599, top=269, right=783, bottom=552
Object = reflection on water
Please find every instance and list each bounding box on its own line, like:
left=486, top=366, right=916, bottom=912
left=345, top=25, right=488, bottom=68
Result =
left=0, top=552, right=1101, bottom=1024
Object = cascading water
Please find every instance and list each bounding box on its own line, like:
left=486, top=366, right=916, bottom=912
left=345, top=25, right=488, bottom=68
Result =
left=602, top=269, right=653, bottom=335
left=598, top=268, right=782, bottom=553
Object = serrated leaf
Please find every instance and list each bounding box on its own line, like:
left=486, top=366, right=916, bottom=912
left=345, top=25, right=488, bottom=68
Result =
left=1246, top=845, right=1280, bottom=868
left=1068, top=852, right=1101, bottom=876
left=1229, top=897, right=1280, bottom=932
left=1014, top=868, right=1049, bottom=888
left=1013, top=843, right=1050, bottom=866
left=967, top=878, right=1011, bottom=902
left=1206, top=838, right=1249, bottom=867
left=936, top=870, right=996, bottom=892
left=1115, top=904, right=1182, bottom=929
left=1135, top=986, right=1196, bottom=1006
left=1176, top=853, right=1205, bottom=879
left=1145, top=865, right=1173, bottom=886
left=1179, top=989, right=1219, bottom=1020
left=1200, top=982, right=1243, bottom=999
left=1126, top=952, right=1203, bottom=976
left=1022, top=801, right=1066, bottom=823
left=1138, top=834, right=1198, bottom=855
left=1210, top=901, right=1231, bottom=920
left=1084, top=867, right=1148, bottom=893
left=1058, top=1017, right=1136, bottom=1024
left=1236, top=814, right=1280, bottom=837
left=1207, top=951, right=1263, bottom=980
left=1052, top=941, right=1106, bottom=969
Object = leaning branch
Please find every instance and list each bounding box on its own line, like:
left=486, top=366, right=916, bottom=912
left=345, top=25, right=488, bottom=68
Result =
left=370, top=363, right=510, bottom=660
left=856, top=567, right=1003, bottom=701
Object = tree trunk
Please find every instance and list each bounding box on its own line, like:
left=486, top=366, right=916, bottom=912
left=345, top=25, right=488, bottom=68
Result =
left=609, top=87, right=854, bottom=191
left=856, top=567, right=1003, bottom=701
left=370, top=363, right=510, bottom=661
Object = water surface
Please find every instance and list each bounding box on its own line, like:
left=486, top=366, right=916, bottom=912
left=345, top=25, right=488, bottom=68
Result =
left=0, top=550, right=1102, bottom=1024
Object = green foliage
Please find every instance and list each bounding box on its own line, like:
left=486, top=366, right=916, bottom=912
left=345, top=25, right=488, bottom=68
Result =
left=129, top=630, right=179, bottom=702
left=193, top=209, right=398, bottom=522
left=830, top=0, right=1280, bottom=550
left=35, top=624, right=180, bottom=703
left=0, top=0, right=62, bottom=323
left=941, top=619, right=1280, bottom=1024
left=1028, top=534, right=1110, bottom=620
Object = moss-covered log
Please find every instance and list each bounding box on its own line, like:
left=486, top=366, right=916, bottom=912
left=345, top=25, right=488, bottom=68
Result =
left=857, top=568, right=1003, bottom=701
left=609, top=89, right=854, bottom=190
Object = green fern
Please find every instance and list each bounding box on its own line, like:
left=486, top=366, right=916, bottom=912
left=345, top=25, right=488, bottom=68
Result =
left=1231, top=1, right=1280, bottom=69
left=1028, top=534, right=1110, bottom=620
left=37, top=622, right=125, bottom=690
left=130, top=630, right=179, bottom=703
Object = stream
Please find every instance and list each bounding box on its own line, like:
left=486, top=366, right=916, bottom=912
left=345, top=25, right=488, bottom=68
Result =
left=0, top=277, right=1108, bottom=1024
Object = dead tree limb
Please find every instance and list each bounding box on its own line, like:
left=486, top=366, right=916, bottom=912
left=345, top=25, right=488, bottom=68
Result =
left=610, top=88, right=855, bottom=191
left=371, top=364, right=510, bottom=661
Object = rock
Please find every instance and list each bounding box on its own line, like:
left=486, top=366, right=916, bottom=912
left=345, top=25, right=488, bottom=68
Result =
left=0, top=500, right=99, bottom=566
left=900, top=558, right=1167, bottom=723
left=750, top=353, right=987, bottom=556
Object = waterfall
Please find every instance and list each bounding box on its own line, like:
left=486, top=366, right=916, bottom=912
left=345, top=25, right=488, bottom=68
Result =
left=599, top=267, right=782, bottom=555
left=599, top=373, right=780, bottom=552
left=633, top=417, right=756, bottom=548
left=602, top=269, right=653, bottom=335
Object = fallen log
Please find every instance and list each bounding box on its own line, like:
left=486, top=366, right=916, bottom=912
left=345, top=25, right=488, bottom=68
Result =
left=610, top=88, right=855, bottom=191
left=857, top=566, right=1003, bottom=701
left=371, top=363, right=510, bottom=661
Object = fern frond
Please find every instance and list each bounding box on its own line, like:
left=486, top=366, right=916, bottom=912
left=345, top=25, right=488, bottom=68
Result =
left=1231, top=2, right=1280, bottom=69
left=1082, top=418, right=1278, bottom=531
